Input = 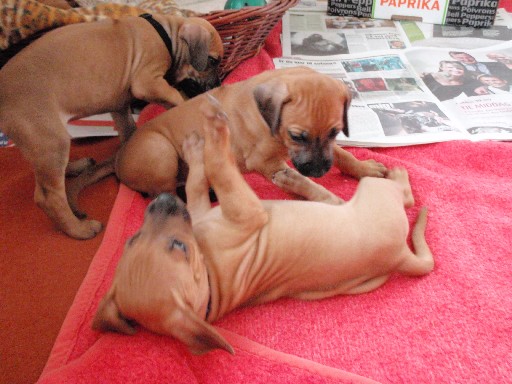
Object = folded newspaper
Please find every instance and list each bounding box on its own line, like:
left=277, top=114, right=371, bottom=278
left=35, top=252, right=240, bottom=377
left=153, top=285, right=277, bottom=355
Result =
left=0, top=114, right=129, bottom=148
left=278, top=5, right=512, bottom=147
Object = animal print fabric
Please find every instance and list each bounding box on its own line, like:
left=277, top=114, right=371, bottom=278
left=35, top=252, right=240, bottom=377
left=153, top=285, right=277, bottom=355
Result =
left=0, top=0, right=193, bottom=51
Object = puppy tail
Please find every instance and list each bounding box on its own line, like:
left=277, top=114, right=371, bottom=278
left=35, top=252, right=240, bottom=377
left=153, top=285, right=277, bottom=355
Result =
left=398, top=207, right=434, bottom=276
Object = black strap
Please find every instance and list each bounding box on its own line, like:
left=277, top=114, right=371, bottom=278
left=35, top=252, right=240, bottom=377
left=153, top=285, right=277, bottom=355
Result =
left=139, top=13, right=175, bottom=66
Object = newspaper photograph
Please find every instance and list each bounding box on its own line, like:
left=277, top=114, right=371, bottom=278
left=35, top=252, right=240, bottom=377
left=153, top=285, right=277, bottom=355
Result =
left=404, top=44, right=512, bottom=101
left=282, top=10, right=410, bottom=56
left=404, top=43, right=512, bottom=141
left=274, top=40, right=512, bottom=146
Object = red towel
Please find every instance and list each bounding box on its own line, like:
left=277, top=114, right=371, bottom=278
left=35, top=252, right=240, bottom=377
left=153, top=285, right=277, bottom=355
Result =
left=38, top=18, right=512, bottom=384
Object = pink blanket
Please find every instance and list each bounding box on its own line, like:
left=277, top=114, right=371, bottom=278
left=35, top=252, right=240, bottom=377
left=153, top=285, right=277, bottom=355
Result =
left=38, top=23, right=512, bottom=384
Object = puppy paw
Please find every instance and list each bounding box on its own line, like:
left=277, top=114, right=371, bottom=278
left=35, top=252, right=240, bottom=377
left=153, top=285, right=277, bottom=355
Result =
left=82, top=219, right=103, bottom=239
left=66, top=158, right=96, bottom=177
left=271, top=168, right=308, bottom=195
left=65, top=219, right=103, bottom=240
left=387, top=167, right=414, bottom=208
left=201, top=95, right=231, bottom=156
left=183, top=133, right=205, bottom=166
left=352, top=159, right=388, bottom=179
left=272, top=168, right=296, bottom=188
left=72, top=208, right=87, bottom=220
left=273, top=168, right=344, bottom=204
left=200, top=94, right=228, bottom=121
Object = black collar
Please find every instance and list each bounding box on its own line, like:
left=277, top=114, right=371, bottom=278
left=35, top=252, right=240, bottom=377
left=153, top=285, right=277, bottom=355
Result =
left=139, top=13, right=176, bottom=72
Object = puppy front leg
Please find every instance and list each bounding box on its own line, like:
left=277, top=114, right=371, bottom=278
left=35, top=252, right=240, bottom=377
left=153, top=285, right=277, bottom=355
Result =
left=333, top=145, right=387, bottom=179
left=132, top=77, right=184, bottom=109
left=271, top=165, right=344, bottom=205
left=182, top=134, right=211, bottom=221
left=111, top=108, right=137, bottom=143
left=201, top=97, right=268, bottom=227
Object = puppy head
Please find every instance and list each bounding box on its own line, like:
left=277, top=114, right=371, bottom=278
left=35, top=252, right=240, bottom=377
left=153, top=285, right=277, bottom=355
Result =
left=254, top=68, right=351, bottom=177
left=92, top=193, right=234, bottom=355
left=172, top=17, right=224, bottom=97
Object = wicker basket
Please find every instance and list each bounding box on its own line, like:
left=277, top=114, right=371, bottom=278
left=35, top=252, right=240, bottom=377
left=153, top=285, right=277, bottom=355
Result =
left=0, top=0, right=297, bottom=76
left=202, top=0, right=298, bottom=78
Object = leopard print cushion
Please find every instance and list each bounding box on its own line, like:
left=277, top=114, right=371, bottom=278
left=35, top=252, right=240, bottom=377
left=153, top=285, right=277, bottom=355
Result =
left=0, top=0, right=199, bottom=51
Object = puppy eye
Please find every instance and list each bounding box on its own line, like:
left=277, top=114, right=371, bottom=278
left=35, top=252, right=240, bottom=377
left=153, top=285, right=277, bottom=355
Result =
left=328, top=128, right=339, bottom=140
left=170, top=239, right=186, bottom=252
left=208, top=56, right=220, bottom=67
left=169, top=238, right=188, bottom=255
left=288, top=131, right=309, bottom=144
left=127, top=232, right=141, bottom=246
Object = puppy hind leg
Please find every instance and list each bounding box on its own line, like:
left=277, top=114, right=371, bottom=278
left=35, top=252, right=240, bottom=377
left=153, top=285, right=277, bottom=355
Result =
left=344, top=275, right=390, bottom=295
left=34, top=149, right=102, bottom=239
left=295, top=275, right=390, bottom=300
left=66, top=158, right=96, bottom=177
left=397, top=207, right=434, bottom=276
left=4, top=115, right=102, bottom=238
left=386, top=167, right=414, bottom=208
left=66, top=156, right=116, bottom=218
left=384, top=168, right=433, bottom=275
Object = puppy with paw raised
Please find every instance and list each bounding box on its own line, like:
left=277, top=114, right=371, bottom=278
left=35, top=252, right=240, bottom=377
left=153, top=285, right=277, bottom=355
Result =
left=116, top=67, right=387, bottom=205
left=93, top=96, right=434, bottom=355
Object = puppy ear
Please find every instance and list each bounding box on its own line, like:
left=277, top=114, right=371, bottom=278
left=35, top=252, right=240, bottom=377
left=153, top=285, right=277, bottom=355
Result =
left=253, top=80, right=290, bottom=135
left=91, top=291, right=137, bottom=335
left=179, top=23, right=210, bottom=72
left=166, top=306, right=235, bottom=355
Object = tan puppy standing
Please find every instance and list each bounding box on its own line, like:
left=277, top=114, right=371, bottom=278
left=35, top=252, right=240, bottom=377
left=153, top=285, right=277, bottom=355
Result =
left=93, top=97, right=434, bottom=355
left=116, top=66, right=387, bottom=204
left=0, top=13, right=223, bottom=239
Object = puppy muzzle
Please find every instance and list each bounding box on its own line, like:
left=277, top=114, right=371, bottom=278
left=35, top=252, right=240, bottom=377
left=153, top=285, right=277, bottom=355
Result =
left=292, top=158, right=332, bottom=178
left=146, top=193, right=190, bottom=221
left=176, top=75, right=221, bottom=98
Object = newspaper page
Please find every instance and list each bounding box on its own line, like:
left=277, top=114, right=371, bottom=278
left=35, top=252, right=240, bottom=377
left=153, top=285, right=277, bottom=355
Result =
left=282, top=7, right=512, bottom=53
left=326, top=0, right=500, bottom=28
left=278, top=10, right=512, bottom=147
left=403, top=42, right=512, bottom=141
left=275, top=43, right=512, bottom=146
left=293, top=0, right=328, bottom=12
left=398, top=8, right=512, bottom=49
left=275, top=55, right=471, bottom=146
left=66, top=113, right=122, bottom=138
left=0, top=113, right=126, bottom=148
left=282, top=10, right=411, bottom=56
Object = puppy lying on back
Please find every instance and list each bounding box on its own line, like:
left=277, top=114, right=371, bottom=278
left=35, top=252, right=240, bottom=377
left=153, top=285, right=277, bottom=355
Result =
left=93, top=96, right=434, bottom=355
left=116, top=67, right=387, bottom=204
left=0, top=13, right=223, bottom=239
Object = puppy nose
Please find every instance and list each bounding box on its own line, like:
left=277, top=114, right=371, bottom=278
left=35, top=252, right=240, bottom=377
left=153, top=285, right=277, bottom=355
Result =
left=212, top=76, right=221, bottom=88
left=177, top=79, right=204, bottom=98
left=295, top=159, right=332, bottom=178
left=147, top=193, right=186, bottom=217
